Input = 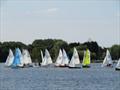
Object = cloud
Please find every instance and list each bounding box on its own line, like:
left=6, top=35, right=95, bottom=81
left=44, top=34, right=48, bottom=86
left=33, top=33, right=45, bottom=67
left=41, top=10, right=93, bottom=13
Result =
left=47, top=8, right=58, bottom=13
left=24, top=8, right=59, bottom=17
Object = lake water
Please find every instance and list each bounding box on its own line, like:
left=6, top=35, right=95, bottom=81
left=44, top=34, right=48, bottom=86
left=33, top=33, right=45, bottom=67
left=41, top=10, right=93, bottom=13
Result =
left=0, top=63, right=120, bottom=90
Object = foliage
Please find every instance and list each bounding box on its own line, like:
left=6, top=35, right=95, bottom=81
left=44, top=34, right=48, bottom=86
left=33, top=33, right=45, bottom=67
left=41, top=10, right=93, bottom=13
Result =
left=0, top=39, right=119, bottom=63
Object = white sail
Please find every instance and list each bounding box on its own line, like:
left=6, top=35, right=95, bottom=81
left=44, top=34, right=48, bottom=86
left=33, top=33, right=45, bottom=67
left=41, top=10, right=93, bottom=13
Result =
left=116, top=58, right=120, bottom=69
left=41, top=50, right=44, bottom=63
left=41, top=49, right=52, bottom=66
left=69, top=47, right=80, bottom=67
left=40, top=50, right=46, bottom=66
left=45, top=49, right=53, bottom=64
left=101, top=50, right=113, bottom=67
left=5, top=49, right=14, bottom=66
left=61, top=49, right=69, bottom=66
left=73, top=47, right=80, bottom=64
left=55, top=49, right=63, bottom=66
left=26, top=50, right=32, bottom=64
left=22, top=49, right=27, bottom=65
left=22, top=49, right=32, bottom=65
left=17, top=48, right=23, bottom=67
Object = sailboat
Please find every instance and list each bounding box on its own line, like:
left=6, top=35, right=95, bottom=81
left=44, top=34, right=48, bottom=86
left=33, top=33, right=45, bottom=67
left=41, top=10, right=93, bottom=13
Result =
left=5, top=49, right=14, bottom=67
left=101, top=50, right=113, bottom=67
left=115, top=58, right=120, bottom=71
left=45, top=49, right=53, bottom=64
left=41, top=49, right=53, bottom=66
left=68, top=47, right=81, bottom=68
left=26, top=50, right=32, bottom=65
left=22, top=49, right=33, bottom=67
left=82, top=49, right=91, bottom=68
left=60, top=49, right=69, bottom=67
left=55, top=49, right=63, bottom=66
left=11, top=48, right=23, bottom=68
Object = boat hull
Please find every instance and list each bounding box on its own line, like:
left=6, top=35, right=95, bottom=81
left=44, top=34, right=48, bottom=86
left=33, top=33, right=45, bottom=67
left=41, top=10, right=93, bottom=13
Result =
left=107, top=64, right=112, bottom=67
left=22, top=64, right=33, bottom=68
left=11, top=66, right=23, bottom=69
left=82, top=65, right=90, bottom=68
left=68, top=66, right=81, bottom=69
left=54, top=64, right=68, bottom=67
left=115, top=68, right=120, bottom=71
left=59, top=65, right=68, bottom=67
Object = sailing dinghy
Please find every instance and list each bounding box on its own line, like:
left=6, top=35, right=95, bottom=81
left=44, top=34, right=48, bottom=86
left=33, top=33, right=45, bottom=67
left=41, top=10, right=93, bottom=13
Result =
left=101, top=50, right=113, bottom=67
left=60, top=49, right=69, bottom=67
left=68, top=47, right=81, bottom=69
left=82, top=49, right=91, bottom=68
left=11, top=48, right=23, bottom=68
left=55, top=49, right=63, bottom=66
left=41, top=49, right=53, bottom=66
left=5, top=49, right=14, bottom=67
left=115, top=58, right=120, bottom=71
left=22, top=49, right=33, bottom=67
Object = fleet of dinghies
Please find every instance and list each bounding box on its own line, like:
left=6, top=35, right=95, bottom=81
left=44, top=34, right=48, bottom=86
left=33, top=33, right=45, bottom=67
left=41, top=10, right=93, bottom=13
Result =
left=5, top=48, right=33, bottom=68
left=4, top=47, right=120, bottom=71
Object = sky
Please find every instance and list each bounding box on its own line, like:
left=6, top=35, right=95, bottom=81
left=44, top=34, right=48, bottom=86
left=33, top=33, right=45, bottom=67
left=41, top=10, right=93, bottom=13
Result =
left=0, top=0, right=120, bottom=47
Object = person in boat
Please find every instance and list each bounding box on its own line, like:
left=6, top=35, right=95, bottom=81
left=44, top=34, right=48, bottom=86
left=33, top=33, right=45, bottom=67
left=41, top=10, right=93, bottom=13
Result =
left=107, top=64, right=112, bottom=67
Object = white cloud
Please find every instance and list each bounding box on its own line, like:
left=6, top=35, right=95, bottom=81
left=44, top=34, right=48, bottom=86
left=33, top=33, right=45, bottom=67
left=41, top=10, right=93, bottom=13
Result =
left=47, top=8, right=58, bottom=13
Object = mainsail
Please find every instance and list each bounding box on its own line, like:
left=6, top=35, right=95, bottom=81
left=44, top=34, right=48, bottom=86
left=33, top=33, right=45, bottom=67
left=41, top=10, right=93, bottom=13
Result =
left=69, top=47, right=80, bottom=67
left=26, top=49, right=32, bottom=64
left=61, top=49, right=69, bottom=66
left=55, top=49, right=63, bottom=66
left=115, top=58, right=120, bottom=69
left=11, top=48, right=23, bottom=67
left=41, top=50, right=46, bottom=66
left=41, top=49, right=53, bottom=66
left=22, top=49, right=32, bottom=65
left=101, top=50, right=113, bottom=67
left=45, top=49, right=53, bottom=64
left=5, top=49, right=14, bottom=66
left=82, top=49, right=91, bottom=67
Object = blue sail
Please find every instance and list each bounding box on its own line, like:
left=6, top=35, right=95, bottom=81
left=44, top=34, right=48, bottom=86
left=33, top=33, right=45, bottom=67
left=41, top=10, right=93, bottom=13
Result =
left=12, top=48, right=21, bottom=67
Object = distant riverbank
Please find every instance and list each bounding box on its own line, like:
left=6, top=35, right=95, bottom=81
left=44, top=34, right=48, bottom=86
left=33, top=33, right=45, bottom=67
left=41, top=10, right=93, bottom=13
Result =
left=0, top=39, right=120, bottom=63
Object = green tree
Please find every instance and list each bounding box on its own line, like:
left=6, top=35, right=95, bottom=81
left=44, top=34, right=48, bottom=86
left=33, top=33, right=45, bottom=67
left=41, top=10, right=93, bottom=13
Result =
left=110, top=45, right=120, bottom=60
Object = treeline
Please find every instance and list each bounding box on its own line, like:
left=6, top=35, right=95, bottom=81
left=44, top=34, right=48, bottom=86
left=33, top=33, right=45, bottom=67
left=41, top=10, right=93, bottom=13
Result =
left=0, top=39, right=120, bottom=63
